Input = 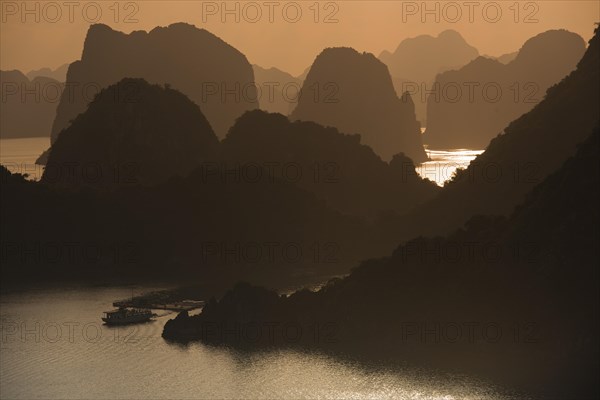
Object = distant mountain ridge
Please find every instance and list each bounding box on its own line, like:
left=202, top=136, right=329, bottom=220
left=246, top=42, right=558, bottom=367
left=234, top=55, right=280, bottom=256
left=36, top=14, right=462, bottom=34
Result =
left=379, top=29, right=479, bottom=83
left=404, top=27, right=599, bottom=238
left=252, top=65, right=301, bottom=115
left=26, top=63, right=69, bottom=82
left=379, top=30, right=480, bottom=124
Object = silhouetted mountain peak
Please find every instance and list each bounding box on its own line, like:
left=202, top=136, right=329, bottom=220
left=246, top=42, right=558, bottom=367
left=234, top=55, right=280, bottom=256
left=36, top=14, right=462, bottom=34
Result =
left=308, top=47, right=395, bottom=95
left=450, top=55, right=504, bottom=75
left=468, top=56, right=503, bottom=67
left=227, top=109, right=290, bottom=137
left=45, top=22, right=256, bottom=163
left=512, top=29, right=585, bottom=68
left=319, top=46, right=373, bottom=58
left=148, top=22, right=234, bottom=47
left=1, top=69, right=27, bottom=81
left=291, top=47, right=426, bottom=162
left=390, top=29, right=477, bottom=57
left=155, top=21, right=203, bottom=32
left=85, top=22, right=115, bottom=37
left=43, top=78, right=219, bottom=187
left=81, top=24, right=125, bottom=59
left=437, top=29, right=464, bottom=40
left=253, top=65, right=289, bottom=76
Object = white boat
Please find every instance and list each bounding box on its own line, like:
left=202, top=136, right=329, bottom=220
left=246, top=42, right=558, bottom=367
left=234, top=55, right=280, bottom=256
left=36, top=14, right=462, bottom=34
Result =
left=102, top=307, right=156, bottom=325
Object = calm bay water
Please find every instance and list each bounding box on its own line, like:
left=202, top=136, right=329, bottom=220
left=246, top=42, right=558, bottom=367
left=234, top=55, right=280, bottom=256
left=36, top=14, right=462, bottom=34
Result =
left=0, top=286, right=529, bottom=400
left=0, top=138, right=483, bottom=187
left=0, top=137, right=48, bottom=181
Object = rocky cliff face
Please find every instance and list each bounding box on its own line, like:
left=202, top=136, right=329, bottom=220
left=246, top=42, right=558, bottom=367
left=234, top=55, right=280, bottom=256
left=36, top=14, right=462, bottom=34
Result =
left=42, top=78, right=219, bottom=187
left=425, top=30, right=586, bottom=149
left=48, top=23, right=256, bottom=149
left=0, top=70, right=61, bottom=139
left=290, top=47, right=427, bottom=163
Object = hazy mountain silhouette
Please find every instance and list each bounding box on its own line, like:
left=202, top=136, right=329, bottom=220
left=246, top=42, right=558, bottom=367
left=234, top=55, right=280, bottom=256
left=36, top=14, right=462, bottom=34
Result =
left=221, top=110, right=439, bottom=217
left=163, top=125, right=599, bottom=398
left=379, top=30, right=479, bottom=124
left=379, top=30, right=479, bottom=83
left=480, top=51, right=519, bottom=64
left=0, top=70, right=62, bottom=138
left=26, top=63, right=69, bottom=82
left=42, top=78, right=219, bottom=187
left=425, top=30, right=586, bottom=149
left=252, top=65, right=301, bottom=115
left=38, top=23, right=256, bottom=164
left=400, top=27, right=599, bottom=239
left=496, top=51, right=518, bottom=64
left=2, top=159, right=392, bottom=287
left=290, top=47, right=427, bottom=163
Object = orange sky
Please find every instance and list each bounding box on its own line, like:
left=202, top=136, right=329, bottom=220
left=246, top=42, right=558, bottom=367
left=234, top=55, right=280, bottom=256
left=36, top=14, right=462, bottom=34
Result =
left=1, top=1, right=599, bottom=76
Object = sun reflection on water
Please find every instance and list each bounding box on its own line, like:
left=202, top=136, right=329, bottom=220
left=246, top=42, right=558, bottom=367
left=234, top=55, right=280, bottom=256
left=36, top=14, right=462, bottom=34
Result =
left=417, top=148, right=485, bottom=186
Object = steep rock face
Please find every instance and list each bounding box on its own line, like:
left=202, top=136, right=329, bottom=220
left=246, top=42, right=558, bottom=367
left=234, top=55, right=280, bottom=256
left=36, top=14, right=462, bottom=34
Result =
left=0, top=70, right=62, bottom=138
left=380, top=30, right=479, bottom=124
left=425, top=30, right=586, bottom=149
left=405, top=27, right=599, bottom=238
left=48, top=23, right=256, bottom=148
left=252, top=65, right=301, bottom=115
left=290, top=47, right=427, bottom=163
left=42, top=78, right=219, bottom=187
left=221, top=110, right=439, bottom=217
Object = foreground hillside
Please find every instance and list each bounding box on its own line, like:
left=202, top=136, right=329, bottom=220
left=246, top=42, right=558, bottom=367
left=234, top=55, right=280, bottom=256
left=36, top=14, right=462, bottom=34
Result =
left=164, top=126, right=599, bottom=398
